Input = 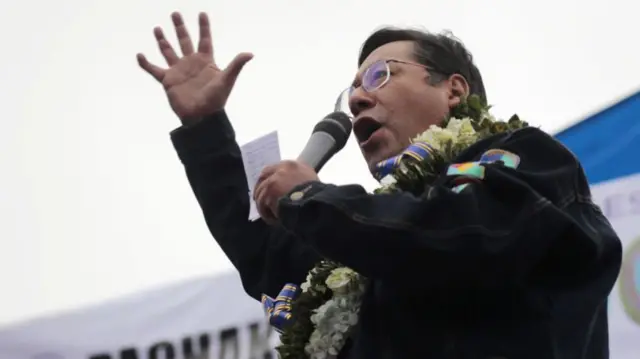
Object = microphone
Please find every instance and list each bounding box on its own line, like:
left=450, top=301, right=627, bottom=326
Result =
left=297, top=111, right=353, bottom=172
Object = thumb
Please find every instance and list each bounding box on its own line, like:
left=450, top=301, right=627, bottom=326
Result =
left=222, top=52, right=254, bottom=86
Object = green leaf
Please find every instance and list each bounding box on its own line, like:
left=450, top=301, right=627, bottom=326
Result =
left=467, top=94, right=482, bottom=111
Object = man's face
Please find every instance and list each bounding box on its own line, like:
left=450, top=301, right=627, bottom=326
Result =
left=349, top=41, right=468, bottom=172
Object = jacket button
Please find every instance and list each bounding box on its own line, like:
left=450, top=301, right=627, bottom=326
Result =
left=289, top=191, right=304, bottom=201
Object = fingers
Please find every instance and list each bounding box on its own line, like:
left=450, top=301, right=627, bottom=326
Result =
left=171, top=12, right=194, bottom=56
left=255, top=185, right=276, bottom=224
left=253, top=181, right=265, bottom=205
left=257, top=165, right=277, bottom=186
left=253, top=168, right=272, bottom=207
left=136, top=54, right=166, bottom=82
left=222, top=52, right=254, bottom=86
left=255, top=181, right=277, bottom=213
left=254, top=172, right=278, bottom=224
left=154, top=27, right=180, bottom=66
left=258, top=202, right=277, bottom=224
left=197, top=12, right=213, bottom=55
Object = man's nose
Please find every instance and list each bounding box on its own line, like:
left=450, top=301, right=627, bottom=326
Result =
left=349, top=87, right=375, bottom=117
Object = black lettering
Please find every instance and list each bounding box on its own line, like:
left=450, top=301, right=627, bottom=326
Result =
left=219, top=327, right=239, bottom=359
left=182, top=333, right=211, bottom=359
left=88, top=347, right=139, bottom=359
left=248, top=322, right=273, bottom=359
left=120, top=348, right=140, bottom=359
left=149, top=342, right=175, bottom=359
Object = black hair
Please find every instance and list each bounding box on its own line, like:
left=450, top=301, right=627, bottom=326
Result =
left=358, top=27, right=487, bottom=104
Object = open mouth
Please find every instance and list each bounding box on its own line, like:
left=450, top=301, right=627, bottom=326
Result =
left=353, top=117, right=382, bottom=144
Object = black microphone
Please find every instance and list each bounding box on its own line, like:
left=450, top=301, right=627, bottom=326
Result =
left=297, top=111, right=353, bottom=172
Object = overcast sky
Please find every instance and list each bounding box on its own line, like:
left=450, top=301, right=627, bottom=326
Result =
left=0, top=0, right=638, bottom=326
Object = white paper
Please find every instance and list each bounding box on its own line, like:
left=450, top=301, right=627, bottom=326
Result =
left=240, top=131, right=281, bottom=221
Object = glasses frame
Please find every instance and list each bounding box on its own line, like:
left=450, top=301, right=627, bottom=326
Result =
left=334, top=59, right=435, bottom=113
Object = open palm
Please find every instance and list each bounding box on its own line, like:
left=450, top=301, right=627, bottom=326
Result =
left=137, top=12, right=253, bottom=124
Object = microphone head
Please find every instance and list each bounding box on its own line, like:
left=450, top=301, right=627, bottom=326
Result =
left=312, top=111, right=353, bottom=151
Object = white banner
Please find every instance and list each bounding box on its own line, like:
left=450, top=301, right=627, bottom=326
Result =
left=0, top=174, right=638, bottom=359
left=0, top=273, right=277, bottom=359
left=592, top=172, right=640, bottom=358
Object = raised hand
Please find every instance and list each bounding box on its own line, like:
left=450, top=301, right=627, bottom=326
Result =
left=137, top=12, right=253, bottom=125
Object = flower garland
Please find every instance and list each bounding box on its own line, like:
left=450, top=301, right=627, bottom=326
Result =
left=275, top=95, right=529, bottom=359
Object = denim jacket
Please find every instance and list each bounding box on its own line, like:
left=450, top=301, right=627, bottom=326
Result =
left=171, top=111, right=622, bottom=359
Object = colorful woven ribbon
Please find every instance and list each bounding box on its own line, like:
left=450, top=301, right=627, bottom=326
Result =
left=261, top=283, right=299, bottom=333
left=445, top=148, right=521, bottom=192
left=373, top=142, right=433, bottom=180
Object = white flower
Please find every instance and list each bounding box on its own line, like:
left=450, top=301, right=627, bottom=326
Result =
left=379, top=174, right=397, bottom=187
left=304, top=266, right=366, bottom=359
left=325, top=267, right=357, bottom=294
left=444, top=118, right=464, bottom=131
left=301, top=272, right=314, bottom=292
left=412, top=124, right=452, bottom=150
left=444, top=117, right=476, bottom=142
left=448, top=117, right=475, bottom=136
left=410, top=117, right=479, bottom=152
left=479, top=111, right=496, bottom=125
left=449, top=117, right=479, bottom=147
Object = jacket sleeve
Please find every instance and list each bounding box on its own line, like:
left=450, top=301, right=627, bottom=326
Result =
left=276, top=127, right=622, bottom=289
left=170, top=111, right=321, bottom=300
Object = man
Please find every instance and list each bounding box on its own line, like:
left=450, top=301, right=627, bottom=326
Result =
left=138, top=11, right=622, bottom=358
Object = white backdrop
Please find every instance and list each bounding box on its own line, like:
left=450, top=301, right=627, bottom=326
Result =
left=0, top=273, right=277, bottom=359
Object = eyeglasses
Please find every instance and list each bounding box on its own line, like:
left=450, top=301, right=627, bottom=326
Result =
left=334, top=59, right=434, bottom=116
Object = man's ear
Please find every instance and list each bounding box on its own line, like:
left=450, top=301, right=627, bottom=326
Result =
left=447, top=74, right=470, bottom=108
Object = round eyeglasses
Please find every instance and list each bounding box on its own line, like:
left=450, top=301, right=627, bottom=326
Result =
left=334, top=59, right=433, bottom=117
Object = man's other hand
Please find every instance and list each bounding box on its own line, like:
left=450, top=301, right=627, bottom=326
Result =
left=137, top=12, right=253, bottom=126
left=254, top=161, right=319, bottom=225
